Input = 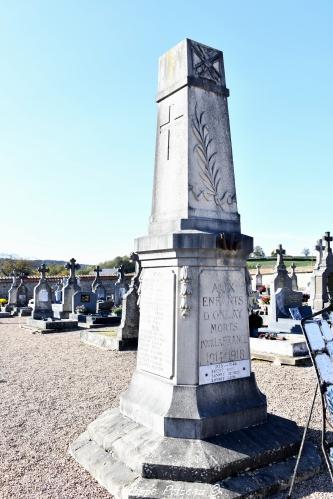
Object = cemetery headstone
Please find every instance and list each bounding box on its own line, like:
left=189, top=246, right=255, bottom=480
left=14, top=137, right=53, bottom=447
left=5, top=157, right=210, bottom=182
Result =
left=16, top=274, right=29, bottom=307
left=116, top=252, right=141, bottom=348
left=70, top=39, right=315, bottom=498
left=52, top=258, right=81, bottom=319
left=114, top=264, right=128, bottom=306
left=290, top=262, right=298, bottom=291
left=5, top=271, right=19, bottom=311
left=72, top=290, right=97, bottom=315
left=255, top=263, right=263, bottom=289
left=54, top=280, right=63, bottom=304
left=271, top=244, right=292, bottom=292
left=310, top=232, right=333, bottom=311
left=32, top=263, right=54, bottom=319
left=91, top=265, right=107, bottom=301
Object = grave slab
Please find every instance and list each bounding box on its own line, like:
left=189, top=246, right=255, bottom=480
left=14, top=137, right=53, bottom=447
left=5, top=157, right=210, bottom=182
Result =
left=26, top=318, right=79, bottom=332
left=80, top=329, right=137, bottom=351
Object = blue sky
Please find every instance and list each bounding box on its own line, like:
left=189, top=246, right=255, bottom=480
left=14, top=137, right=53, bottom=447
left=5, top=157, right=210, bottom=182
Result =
left=0, top=1, right=332, bottom=263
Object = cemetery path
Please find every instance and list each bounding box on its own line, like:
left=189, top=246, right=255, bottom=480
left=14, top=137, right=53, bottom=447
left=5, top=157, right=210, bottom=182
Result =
left=0, top=318, right=136, bottom=499
left=0, top=318, right=332, bottom=498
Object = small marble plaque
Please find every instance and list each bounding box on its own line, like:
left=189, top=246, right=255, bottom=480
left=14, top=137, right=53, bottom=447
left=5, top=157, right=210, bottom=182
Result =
left=199, top=359, right=250, bottom=385
left=137, top=268, right=176, bottom=379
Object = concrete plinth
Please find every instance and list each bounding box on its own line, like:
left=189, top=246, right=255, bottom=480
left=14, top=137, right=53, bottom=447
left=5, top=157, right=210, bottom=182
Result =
left=80, top=329, right=137, bottom=351
left=69, top=408, right=321, bottom=499
left=26, top=318, right=79, bottom=332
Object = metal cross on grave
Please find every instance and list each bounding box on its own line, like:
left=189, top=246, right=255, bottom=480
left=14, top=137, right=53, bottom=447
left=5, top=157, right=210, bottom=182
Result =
left=38, top=263, right=49, bottom=280
left=159, top=104, right=184, bottom=161
left=324, top=232, right=333, bottom=252
left=65, top=258, right=80, bottom=283
left=94, top=265, right=102, bottom=279
left=291, top=262, right=296, bottom=274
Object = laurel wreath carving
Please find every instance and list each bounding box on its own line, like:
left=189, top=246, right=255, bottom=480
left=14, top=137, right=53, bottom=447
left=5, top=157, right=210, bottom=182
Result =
left=191, top=103, right=236, bottom=209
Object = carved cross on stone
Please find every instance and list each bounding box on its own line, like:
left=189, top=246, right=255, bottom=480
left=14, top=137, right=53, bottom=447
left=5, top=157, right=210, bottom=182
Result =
left=159, top=105, right=184, bottom=160
left=64, top=258, right=80, bottom=284
left=38, top=263, right=49, bottom=281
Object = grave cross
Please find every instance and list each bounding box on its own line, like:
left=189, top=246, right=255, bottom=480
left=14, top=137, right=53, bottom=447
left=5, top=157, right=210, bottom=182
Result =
left=256, top=264, right=261, bottom=274
left=290, top=262, right=296, bottom=274
left=65, top=258, right=80, bottom=283
left=159, top=105, right=184, bottom=160
left=324, top=232, right=333, bottom=252
left=315, top=239, right=325, bottom=268
left=38, top=263, right=49, bottom=280
left=276, top=244, right=286, bottom=269
left=94, top=265, right=102, bottom=278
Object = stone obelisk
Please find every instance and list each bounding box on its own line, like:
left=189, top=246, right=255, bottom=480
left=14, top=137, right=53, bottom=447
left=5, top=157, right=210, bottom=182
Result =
left=120, top=39, right=265, bottom=437
left=70, top=39, right=319, bottom=498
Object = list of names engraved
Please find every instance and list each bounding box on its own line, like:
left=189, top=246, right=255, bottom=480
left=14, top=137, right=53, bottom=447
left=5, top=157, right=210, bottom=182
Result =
left=137, top=268, right=175, bottom=379
left=199, top=269, right=250, bottom=375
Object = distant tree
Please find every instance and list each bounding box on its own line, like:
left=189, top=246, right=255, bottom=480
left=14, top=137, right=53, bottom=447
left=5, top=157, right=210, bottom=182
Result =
left=77, top=265, right=94, bottom=276
left=48, top=264, right=68, bottom=276
left=0, top=257, right=36, bottom=277
left=271, top=250, right=277, bottom=257
left=302, top=248, right=310, bottom=257
left=251, top=246, right=265, bottom=258
left=99, top=255, right=135, bottom=273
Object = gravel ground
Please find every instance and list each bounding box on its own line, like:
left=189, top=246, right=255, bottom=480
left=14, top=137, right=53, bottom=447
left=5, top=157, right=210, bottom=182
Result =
left=0, top=318, right=333, bottom=498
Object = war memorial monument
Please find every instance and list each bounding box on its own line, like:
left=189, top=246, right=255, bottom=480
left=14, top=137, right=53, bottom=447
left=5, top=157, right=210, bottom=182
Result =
left=70, top=39, right=319, bottom=498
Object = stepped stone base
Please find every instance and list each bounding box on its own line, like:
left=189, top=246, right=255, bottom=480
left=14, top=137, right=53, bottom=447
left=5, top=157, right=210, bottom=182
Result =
left=69, top=408, right=321, bottom=498
left=80, top=329, right=138, bottom=351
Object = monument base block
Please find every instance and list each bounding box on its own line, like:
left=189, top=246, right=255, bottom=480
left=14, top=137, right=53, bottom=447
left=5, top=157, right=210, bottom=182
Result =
left=69, top=408, right=321, bottom=499
left=120, top=371, right=267, bottom=439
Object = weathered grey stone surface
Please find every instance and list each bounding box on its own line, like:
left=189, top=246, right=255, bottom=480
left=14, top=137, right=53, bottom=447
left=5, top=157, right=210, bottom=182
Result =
left=5, top=271, right=19, bottom=311
left=255, top=263, right=262, bottom=289
left=32, top=264, right=54, bottom=320
left=290, top=262, right=298, bottom=291
left=114, top=265, right=128, bottom=306
left=80, top=330, right=136, bottom=351
left=310, top=232, right=333, bottom=311
left=16, top=275, right=29, bottom=307
left=26, top=318, right=78, bottom=332
left=117, top=252, right=141, bottom=345
left=271, top=244, right=292, bottom=292
left=53, top=258, right=81, bottom=319
left=92, top=265, right=107, bottom=300
left=69, top=408, right=321, bottom=499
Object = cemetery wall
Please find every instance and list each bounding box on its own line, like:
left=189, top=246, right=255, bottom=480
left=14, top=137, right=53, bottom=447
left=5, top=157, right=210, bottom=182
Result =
left=0, top=275, right=131, bottom=300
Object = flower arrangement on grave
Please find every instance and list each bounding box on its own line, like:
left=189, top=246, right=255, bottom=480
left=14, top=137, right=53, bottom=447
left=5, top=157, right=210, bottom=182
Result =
left=302, top=293, right=310, bottom=303
left=260, top=295, right=270, bottom=305
left=0, top=298, right=8, bottom=305
left=75, top=304, right=88, bottom=315
left=257, top=285, right=266, bottom=294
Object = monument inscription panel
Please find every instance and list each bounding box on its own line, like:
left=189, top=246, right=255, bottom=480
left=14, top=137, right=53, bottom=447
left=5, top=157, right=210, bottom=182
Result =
left=199, top=268, right=250, bottom=384
left=137, top=268, right=176, bottom=379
